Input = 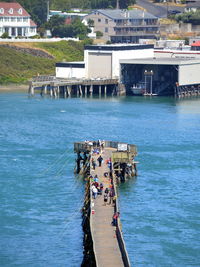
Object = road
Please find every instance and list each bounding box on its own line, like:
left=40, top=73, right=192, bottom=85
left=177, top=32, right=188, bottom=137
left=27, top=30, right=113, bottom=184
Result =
left=136, top=0, right=184, bottom=18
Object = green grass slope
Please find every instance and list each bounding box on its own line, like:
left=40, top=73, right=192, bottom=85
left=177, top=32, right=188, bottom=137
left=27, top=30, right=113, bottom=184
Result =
left=0, top=40, right=85, bottom=84
left=34, top=40, right=84, bottom=62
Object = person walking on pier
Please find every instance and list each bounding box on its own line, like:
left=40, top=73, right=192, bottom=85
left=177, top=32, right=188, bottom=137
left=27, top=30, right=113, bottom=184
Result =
left=91, top=158, right=96, bottom=170
left=104, top=191, right=108, bottom=205
left=92, top=185, right=98, bottom=199
left=97, top=155, right=103, bottom=167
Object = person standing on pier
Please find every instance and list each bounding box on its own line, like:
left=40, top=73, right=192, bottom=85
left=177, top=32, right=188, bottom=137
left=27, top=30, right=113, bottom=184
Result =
left=97, top=155, right=103, bottom=167
left=109, top=187, right=114, bottom=205
left=112, top=212, right=120, bottom=226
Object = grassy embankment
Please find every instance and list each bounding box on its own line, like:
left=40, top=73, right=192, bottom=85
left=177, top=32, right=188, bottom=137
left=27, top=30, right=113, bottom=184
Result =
left=0, top=40, right=85, bottom=85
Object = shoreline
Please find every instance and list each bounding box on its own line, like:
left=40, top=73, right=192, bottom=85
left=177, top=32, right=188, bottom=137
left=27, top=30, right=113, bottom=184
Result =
left=0, top=84, right=28, bottom=92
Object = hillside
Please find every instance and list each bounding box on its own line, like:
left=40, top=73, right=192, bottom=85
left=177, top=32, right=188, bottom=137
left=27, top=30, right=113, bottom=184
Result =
left=0, top=40, right=85, bottom=84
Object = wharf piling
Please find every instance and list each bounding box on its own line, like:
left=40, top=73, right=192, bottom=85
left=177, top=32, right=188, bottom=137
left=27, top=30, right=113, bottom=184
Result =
left=28, top=76, right=122, bottom=97
left=175, top=83, right=200, bottom=98
left=74, top=141, right=138, bottom=267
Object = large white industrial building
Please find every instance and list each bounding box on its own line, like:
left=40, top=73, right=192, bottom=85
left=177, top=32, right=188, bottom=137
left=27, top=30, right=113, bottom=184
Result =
left=56, top=44, right=154, bottom=79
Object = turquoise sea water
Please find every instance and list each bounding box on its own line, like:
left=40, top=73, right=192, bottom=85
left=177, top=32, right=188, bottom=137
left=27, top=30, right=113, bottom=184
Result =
left=0, top=92, right=200, bottom=266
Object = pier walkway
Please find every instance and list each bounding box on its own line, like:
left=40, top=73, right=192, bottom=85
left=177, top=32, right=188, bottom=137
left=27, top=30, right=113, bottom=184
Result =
left=90, top=147, right=124, bottom=266
left=74, top=141, right=137, bottom=266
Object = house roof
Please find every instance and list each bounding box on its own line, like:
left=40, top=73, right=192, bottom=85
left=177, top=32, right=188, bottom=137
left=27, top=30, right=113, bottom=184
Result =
left=0, top=2, right=30, bottom=17
left=191, top=40, right=200, bottom=46
left=30, top=19, right=37, bottom=27
left=89, top=9, right=157, bottom=20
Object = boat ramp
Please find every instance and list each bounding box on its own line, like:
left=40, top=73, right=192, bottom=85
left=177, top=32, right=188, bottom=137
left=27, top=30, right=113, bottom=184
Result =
left=74, top=141, right=138, bottom=267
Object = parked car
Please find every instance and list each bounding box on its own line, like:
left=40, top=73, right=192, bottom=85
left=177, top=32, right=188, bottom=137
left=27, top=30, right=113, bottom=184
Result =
left=168, top=10, right=181, bottom=15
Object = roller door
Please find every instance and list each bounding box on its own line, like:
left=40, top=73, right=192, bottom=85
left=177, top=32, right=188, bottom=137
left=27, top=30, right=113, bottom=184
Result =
left=88, top=52, right=112, bottom=78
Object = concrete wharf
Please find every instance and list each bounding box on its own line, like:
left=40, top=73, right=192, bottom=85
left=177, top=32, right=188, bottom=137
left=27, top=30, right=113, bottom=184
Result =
left=74, top=141, right=138, bottom=267
left=28, top=76, right=121, bottom=97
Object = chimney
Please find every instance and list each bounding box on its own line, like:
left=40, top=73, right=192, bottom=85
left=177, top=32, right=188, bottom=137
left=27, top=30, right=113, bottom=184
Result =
left=116, top=0, right=119, bottom=9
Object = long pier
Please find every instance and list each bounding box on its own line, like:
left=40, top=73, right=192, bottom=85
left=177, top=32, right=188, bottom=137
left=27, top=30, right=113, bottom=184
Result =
left=74, top=141, right=137, bottom=266
left=28, top=76, right=123, bottom=97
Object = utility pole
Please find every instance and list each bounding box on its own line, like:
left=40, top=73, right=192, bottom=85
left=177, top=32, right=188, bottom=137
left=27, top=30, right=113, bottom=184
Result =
left=47, top=0, right=50, bottom=22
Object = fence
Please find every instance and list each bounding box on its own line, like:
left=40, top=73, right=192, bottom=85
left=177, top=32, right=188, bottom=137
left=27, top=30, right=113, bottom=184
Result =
left=0, top=37, right=79, bottom=43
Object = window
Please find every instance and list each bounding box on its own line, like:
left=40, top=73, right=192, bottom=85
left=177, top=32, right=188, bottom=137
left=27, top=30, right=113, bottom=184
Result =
left=11, top=27, right=15, bottom=36
left=18, top=8, right=23, bottom=15
left=23, top=17, right=28, bottom=22
left=0, top=8, right=4, bottom=14
left=105, top=19, right=108, bottom=24
left=9, top=8, right=13, bottom=14
left=105, top=27, right=108, bottom=33
left=0, top=17, right=3, bottom=22
left=4, top=17, right=9, bottom=22
left=17, top=17, right=22, bottom=22
left=0, top=27, right=3, bottom=32
left=11, top=17, right=16, bottom=22
left=98, top=18, right=101, bottom=22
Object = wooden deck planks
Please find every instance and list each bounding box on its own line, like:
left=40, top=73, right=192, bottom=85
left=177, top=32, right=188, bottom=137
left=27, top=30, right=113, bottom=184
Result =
left=90, top=148, right=124, bottom=267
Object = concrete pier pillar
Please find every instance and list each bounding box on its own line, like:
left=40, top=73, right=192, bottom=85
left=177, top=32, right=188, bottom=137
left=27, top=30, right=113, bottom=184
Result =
left=77, top=85, right=79, bottom=97
left=104, top=85, right=107, bottom=97
left=89, top=85, right=93, bottom=96
left=85, top=86, right=88, bottom=97
left=50, top=88, right=52, bottom=97
left=29, top=83, right=34, bottom=96
left=44, top=85, right=47, bottom=95
left=99, top=85, right=101, bottom=97
left=79, top=85, right=83, bottom=96
left=67, top=86, right=71, bottom=97
left=64, top=86, right=67, bottom=98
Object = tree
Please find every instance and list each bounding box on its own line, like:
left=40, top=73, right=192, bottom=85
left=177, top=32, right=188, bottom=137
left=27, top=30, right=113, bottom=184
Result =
left=175, top=11, right=200, bottom=25
left=88, top=19, right=94, bottom=27
left=46, top=15, right=65, bottom=33
left=1, top=32, right=9, bottom=39
left=17, top=0, right=48, bottom=26
left=119, top=0, right=136, bottom=9
left=72, top=18, right=91, bottom=39
left=47, top=16, right=90, bottom=39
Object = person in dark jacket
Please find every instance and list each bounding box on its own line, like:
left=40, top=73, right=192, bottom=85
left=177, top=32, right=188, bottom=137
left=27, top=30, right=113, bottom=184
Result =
left=97, top=155, right=103, bottom=167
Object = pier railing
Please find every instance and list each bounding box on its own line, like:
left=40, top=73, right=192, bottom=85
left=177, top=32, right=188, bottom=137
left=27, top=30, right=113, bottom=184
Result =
left=74, top=141, right=137, bottom=156
left=112, top=174, right=131, bottom=267
left=104, top=140, right=137, bottom=155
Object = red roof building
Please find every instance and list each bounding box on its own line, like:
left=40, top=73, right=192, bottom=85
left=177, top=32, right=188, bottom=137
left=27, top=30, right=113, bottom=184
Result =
left=191, top=41, right=200, bottom=51
left=0, top=2, right=37, bottom=37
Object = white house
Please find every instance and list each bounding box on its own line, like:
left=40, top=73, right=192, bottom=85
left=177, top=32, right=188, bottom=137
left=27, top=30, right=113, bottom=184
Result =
left=0, top=2, right=37, bottom=38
